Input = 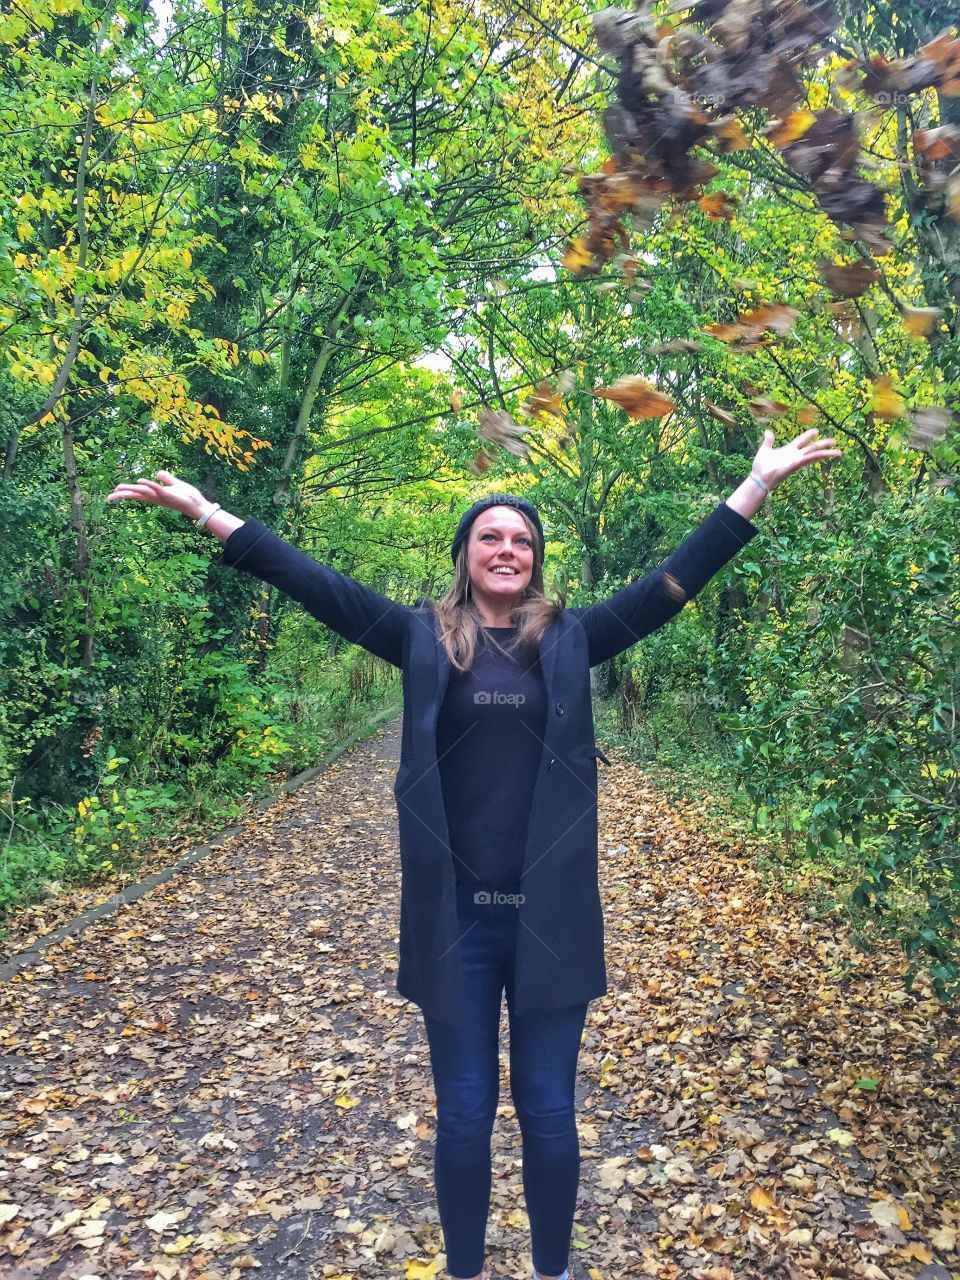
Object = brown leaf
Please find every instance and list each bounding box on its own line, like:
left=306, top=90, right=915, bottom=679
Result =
left=449, top=389, right=464, bottom=412
left=704, top=399, right=737, bottom=427
left=592, top=376, right=675, bottom=420
left=522, top=381, right=566, bottom=421
left=739, top=303, right=798, bottom=333
left=747, top=396, right=791, bottom=421
left=477, top=408, right=530, bottom=458
left=819, top=257, right=880, bottom=298
left=698, top=190, right=737, bottom=220
left=913, top=125, right=960, bottom=162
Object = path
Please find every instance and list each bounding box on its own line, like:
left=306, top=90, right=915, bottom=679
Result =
left=0, top=719, right=957, bottom=1280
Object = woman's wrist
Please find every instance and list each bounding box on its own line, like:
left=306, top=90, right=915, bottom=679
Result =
left=190, top=500, right=245, bottom=542
left=724, top=469, right=775, bottom=522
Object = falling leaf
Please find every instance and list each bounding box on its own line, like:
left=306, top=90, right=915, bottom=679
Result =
left=698, top=190, right=737, bottom=220
left=906, top=406, right=953, bottom=450
left=522, top=380, right=566, bottom=420
left=739, top=303, right=798, bottom=333
left=646, top=338, right=702, bottom=354
left=477, top=408, right=530, bottom=457
left=748, top=396, right=791, bottom=421
left=796, top=405, right=819, bottom=425
left=819, top=258, right=880, bottom=298
left=901, top=306, right=941, bottom=338
left=592, top=376, right=675, bottom=420
left=449, top=389, right=464, bottom=412
left=704, top=399, right=737, bottom=427
left=562, top=237, right=595, bottom=275
left=765, top=109, right=817, bottom=148
left=912, top=125, right=960, bottom=161
left=712, top=116, right=750, bottom=151
left=870, top=374, right=905, bottom=420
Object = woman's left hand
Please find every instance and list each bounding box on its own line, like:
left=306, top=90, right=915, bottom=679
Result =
left=753, top=427, right=842, bottom=492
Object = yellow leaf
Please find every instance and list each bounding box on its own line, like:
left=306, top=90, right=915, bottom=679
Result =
left=161, top=1233, right=195, bottom=1255
left=181, top=248, right=192, bottom=268
left=750, top=1186, right=777, bottom=1211
left=334, top=1094, right=359, bottom=1108
left=766, top=109, right=816, bottom=148
left=901, top=306, right=941, bottom=338
left=561, top=237, right=594, bottom=275
left=870, top=374, right=905, bottom=420
left=406, top=1260, right=443, bottom=1278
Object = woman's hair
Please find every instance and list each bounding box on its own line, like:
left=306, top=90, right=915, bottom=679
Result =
left=427, top=509, right=565, bottom=673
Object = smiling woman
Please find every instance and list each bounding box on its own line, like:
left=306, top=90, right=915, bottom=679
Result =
left=106, top=423, right=840, bottom=1280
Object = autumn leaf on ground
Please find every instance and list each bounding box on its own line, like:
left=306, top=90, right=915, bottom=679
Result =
left=592, top=376, right=675, bottom=420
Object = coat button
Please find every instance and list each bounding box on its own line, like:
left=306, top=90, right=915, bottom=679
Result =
left=556, top=702, right=564, bottom=715
left=548, top=757, right=557, bottom=770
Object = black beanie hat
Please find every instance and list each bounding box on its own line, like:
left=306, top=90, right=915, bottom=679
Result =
left=451, top=494, right=545, bottom=565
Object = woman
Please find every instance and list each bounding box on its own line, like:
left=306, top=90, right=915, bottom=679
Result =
left=107, top=425, right=840, bottom=1280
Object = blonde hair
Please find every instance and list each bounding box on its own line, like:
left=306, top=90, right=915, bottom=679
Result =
left=427, top=509, right=565, bottom=673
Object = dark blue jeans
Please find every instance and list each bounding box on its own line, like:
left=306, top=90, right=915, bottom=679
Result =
left=421, top=882, right=589, bottom=1278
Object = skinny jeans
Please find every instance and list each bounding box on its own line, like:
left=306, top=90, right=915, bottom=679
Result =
left=421, top=881, right=589, bottom=1278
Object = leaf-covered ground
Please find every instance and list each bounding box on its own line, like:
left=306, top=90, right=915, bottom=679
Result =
left=1, top=719, right=957, bottom=1280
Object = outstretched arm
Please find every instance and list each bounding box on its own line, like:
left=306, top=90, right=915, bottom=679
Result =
left=107, top=470, right=408, bottom=668
left=574, top=427, right=842, bottom=667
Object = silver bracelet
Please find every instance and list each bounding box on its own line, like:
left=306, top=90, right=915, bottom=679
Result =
left=195, top=503, right=221, bottom=530
left=749, top=472, right=769, bottom=494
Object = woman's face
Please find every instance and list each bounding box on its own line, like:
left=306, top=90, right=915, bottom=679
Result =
left=466, top=506, right=535, bottom=610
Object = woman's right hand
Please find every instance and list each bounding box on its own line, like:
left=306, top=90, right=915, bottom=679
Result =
left=107, top=469, right=210, bottom=521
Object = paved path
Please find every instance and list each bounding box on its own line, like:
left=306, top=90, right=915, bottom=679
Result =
left=1, top=719, right=957, bottom=1280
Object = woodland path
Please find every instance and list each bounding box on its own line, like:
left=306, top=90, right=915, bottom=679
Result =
left=0, top=718, right=957, bottom=1280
